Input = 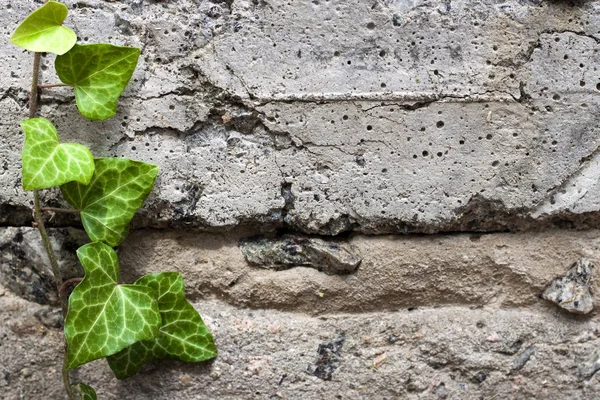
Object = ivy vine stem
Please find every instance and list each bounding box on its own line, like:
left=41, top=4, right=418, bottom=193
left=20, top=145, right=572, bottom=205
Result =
left=29, top=51, right=76, bottom=400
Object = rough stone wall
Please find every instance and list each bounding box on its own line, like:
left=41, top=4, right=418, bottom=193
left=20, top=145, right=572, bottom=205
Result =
left=2, top=0, right=600, bottom=399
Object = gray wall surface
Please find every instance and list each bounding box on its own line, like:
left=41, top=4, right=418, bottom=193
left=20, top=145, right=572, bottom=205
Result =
left=2, top=0, right=600, bottom=399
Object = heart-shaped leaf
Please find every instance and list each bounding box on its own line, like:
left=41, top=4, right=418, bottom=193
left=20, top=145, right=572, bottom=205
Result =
left=107, top=272, right=217, bottom=379
left=72, top=382, right=97, bottom=400
left=21, top=118, right=94, bottom=191
left=65, top=242, right=161, bottom=370
left=10, top=1, right=77, bottom=55
left=61, top=158, right=158, bottom=247
left=55, top=44, right=140, bottom=120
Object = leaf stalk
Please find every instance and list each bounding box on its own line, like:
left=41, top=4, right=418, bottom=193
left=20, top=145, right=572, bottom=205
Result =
left=38, top=83, right=69, bottom=89
left=41, top=207, right=81, bottom=214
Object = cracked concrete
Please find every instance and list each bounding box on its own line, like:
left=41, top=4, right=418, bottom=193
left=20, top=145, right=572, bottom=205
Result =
left=3, top=0, right=600, bottom=398
left=2, top=0, right=600, bottom=233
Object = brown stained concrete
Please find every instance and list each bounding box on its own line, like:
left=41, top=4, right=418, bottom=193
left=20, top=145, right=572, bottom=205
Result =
left=116, top=229, right=600, bottom=315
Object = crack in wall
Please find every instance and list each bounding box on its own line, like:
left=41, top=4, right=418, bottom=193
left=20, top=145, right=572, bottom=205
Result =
left=532, top=144, right=600, bottom=218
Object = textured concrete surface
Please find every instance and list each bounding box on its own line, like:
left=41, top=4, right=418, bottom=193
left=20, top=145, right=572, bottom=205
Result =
left=2, top=0, right=600, bottom=234
left=2, top=282, right=600, bottom=400
left=3, top=0, right=600, bottom=399
left=3, top=227, right=600, bottom=314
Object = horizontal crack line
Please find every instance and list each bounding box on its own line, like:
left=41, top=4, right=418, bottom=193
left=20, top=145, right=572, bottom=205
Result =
left=252, top=91, right=516, bottom=104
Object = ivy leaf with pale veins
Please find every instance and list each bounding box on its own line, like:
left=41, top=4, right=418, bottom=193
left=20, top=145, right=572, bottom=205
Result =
left=55, top=44, right=141, bottom=120
left=61, top=158, right=158, bottom=247
left=65, top=242, right=161, bottom=370
left=107, top=272, right=217, bottom=379
left=72, top=382, right=97, bottom=400
left=21, top=118, right=94, bottom=191
left=10, top=1, right=77, bottom=55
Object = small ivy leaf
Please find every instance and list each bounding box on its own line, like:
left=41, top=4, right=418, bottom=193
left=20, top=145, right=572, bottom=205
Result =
left=21, top=118, right=94, bottom=191
left=72, top=382, right=97, bottom=400
left=65, top=242, right=161, bottom=370
left=106, top=272, right=217, bottom=379
left=10, top=1, right=77, bottom=55
left=55, top=44, right=141, bottom=120
left=60, top=158, right=158, bottom=247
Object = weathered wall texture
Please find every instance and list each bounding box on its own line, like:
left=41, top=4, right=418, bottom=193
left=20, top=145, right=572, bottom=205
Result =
left=2, top=0, right=600, bottom=398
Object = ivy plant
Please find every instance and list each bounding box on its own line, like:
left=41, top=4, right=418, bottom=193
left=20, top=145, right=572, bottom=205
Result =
left=10, top=2, right=217, bottom=399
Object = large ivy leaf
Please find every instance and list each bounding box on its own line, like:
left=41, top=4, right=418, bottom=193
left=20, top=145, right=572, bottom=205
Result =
left=65, top=242, right=161, bottom=370
left=107, top=272, right=217, bottom=379
left=21, top=118, right=94, bottom=191
left=10, top=1, right=77, bottom=55
left=55, top=44, right=141, bottom=120
left=72, top=382, right=97, bottom=400
left=60, top=158, right=158, bottom=247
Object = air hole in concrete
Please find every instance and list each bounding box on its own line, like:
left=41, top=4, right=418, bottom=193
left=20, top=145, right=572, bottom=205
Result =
left=342, top=115, right=348, bottom=120
left=486, top=134, right=493, bottom=140
left=422, top=151, right=429, bottom=157
left=580, top=81, right=586, bottom=87
left=436, top=121, right=445, bottom=128
left=379, top=50, right=386, bottom=57
left=334, top=51, right=340, bottom=56
left=366, top=125, right=373, bottom=131
left=366, top=22, right=376, bottom=30
left=437, top=152, right=443, bottom=157
left=492, top=160, right=499, bottom=167
left=596, top=83, right=600, bottom=91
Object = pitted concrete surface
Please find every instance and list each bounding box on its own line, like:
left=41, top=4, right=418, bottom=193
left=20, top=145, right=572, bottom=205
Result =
left=1, top=0, right=600, bottom=234
left=3, top=0, right=600, bottom=399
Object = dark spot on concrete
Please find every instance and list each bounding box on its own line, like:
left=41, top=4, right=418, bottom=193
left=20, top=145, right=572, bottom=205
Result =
left=308, top=333, right=345, bottom=380
left=471, top=371, right=488, bottom=384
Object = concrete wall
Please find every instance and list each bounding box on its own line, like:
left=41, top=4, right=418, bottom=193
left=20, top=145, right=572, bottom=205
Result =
left=2, top=0, right=600, bottom=398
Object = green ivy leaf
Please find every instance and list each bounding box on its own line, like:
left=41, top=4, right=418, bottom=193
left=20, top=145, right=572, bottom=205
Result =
left=61, top=158, right=158, bottom=247
left=72, top=382, right=97, bottom=400
left=55, top=44, right=140, bottom=120
left=21, top=118, right=94, bottom=191
left=107, top=272, right=217, bottom=379
left=10, top=1, right=77, bottom=55
left=65, top=242, right=161, bottom=370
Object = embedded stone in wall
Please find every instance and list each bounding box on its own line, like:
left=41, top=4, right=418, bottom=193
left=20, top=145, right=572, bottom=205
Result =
left=239, top=235, right=361, bottom=275
left=541, top=258, right=595, bottom=314
left=580, top=347, right=600, bottom=379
